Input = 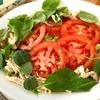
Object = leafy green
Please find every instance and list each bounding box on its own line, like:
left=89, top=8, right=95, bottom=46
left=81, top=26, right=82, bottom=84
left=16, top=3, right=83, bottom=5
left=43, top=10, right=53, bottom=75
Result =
left=44, top=68, right=97, bottom=92
left=0, top=53, right=5, bottom=69
left=78, top=11, right=98, bottom=23
left=8, top=14, right=34, bottom=44
left=44, top=34, right=59, bottom=41
left=24, top=76, right=38, bottom=90
left=20, top=62, right=33, bottom=75
left=94, top=60, right=100, bottom=75
left=0, top=0, right=3, bottom=5
left=52, top=13, right=62, bottom=24
left=0, top=29, right=9, bottom=41
left=43, top=10, right=56, bottom=19
left=0, top=44, right=12, bottom=55
left=32, top=11, right=46, bottom=25
left=13, top=50, right=30, bottom=66
left=42, top=0, right=61, bottom=10
left=57, top=7, right=69, bottom=17
left=51, top=7, right=69, bottom=24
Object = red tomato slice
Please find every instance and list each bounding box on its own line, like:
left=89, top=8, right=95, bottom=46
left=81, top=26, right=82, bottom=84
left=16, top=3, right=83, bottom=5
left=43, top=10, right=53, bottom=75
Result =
left=29, top=41, right=66, bottom=78
left=19, top=25, right=46, bottom=50
left=57, top=35, right=96, bottom=70
left=61, top=19, right=100, bottom=44
left=46, top=18, right=61, bottom=36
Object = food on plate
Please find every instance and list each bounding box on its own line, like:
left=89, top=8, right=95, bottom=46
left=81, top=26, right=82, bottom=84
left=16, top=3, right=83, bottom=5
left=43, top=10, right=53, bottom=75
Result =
left=0, top=0, right=100, bottom=94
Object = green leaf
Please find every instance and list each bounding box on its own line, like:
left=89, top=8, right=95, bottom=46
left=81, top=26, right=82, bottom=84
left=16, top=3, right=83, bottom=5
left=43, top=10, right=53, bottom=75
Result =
left=43, top=10, right=56, bottom=19
left=44, top=34, right=59, bottom=41
left=32, top=11, right=46, bottom=25
left=78, top=11, right=98, bottom=23
left=8, top=14, right=34, bottom=44
left=0, top=53, right=5, bottom=69
left=94, top=60, right=100, bottom=75
left=24, top=76, right=38, bottom=90
left=57, top=7, right=69, bottom=17
left=0, top=29, right=9, bottom=41
left=0, top=0, right=3, bottom=5
left=13, top=50, right=30, bottom=66
left=42, top=0, right=61, bottom=10
left=44, top=68, right=97, bottom=92
left=20, top=62, right=33, bottom=75
left=0, top=44, right=12, bottom=55
left=52, top=13, right=62, bottom=24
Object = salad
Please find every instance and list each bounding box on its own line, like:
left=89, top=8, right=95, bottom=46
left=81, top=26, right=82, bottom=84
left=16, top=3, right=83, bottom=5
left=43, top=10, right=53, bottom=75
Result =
left=0, top=0, right=100, bottom=94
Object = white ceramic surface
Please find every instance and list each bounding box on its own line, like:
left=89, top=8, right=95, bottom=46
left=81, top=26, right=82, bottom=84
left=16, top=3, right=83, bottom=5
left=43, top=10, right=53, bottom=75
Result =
left=0, top=0, right=100, bottom=100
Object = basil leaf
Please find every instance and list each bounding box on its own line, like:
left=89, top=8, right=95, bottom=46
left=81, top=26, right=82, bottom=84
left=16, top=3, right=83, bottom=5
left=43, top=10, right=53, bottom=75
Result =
left=13, top=50, right=30, bottom=66
left=44, top=68, right=97, bottom=92
left=8, top=14, right=34, bottom=44
left=24, top=76, right=38, bottom=90
left=42, top=0, right=61, bottom=10
left=44, top=34, right=59, bottom=41
left=0, top=29, right=9, bottom=41
left=43, top=10, right=56, bottom=19
left=20, top=62, right=33, bottom=75
left=0, top=44, right=12, bottom=55
left=57, top=7, right=69, bottom=17
left=94, top=60, right=100, bottom=75
left=52, top=13, right=62, bottom=24
left=78, top=11, right=98, bottom=23
left=32, top=11, right=46, bottom=25
left=0, top=0, right=3, bottom=5
left=0, top=53, right=5, bottom=69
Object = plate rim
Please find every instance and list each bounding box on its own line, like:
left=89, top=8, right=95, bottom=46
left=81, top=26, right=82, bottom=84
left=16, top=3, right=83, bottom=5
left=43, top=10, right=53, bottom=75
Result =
left=0, top=0, right=100, bottom=100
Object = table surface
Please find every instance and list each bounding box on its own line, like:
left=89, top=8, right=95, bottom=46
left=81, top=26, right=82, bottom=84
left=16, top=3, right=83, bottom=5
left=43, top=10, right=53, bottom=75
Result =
left=0, top=0, right=100, bottom=100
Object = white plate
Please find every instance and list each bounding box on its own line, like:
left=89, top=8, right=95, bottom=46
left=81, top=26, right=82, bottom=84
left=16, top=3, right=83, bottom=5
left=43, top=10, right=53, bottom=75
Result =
left=0, top=0, right=100, bottom=100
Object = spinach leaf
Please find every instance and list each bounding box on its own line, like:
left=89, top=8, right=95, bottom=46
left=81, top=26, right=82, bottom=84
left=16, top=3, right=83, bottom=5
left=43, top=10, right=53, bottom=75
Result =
left=0, top=29, right=9, bottom=41
left=32, top=11, right=46, bottom=25
left=0, top=0, right=3, bottom=5
left=0, top=53, right=5, bottom=69
left=0, top=44, right=12, bottom=55
left=78, top=11, right=98, bottom=23
left=8, top=14, right=34, bottom=44
left=13, top=50, right=30, bottom=66
left=24, top=76, right=38, bottom=90
left=43, top=10, right=56, bottom=19
left=44, top=34, right=59, bottom=42
left=42, top=0, right=61, bottom=10
left=57, top=7, right=69, bottom=17
left=52, top=13, right=62, bottom=24
left=94, top=60, right=100, bottom=75
left=20, top=62, right=33, bottom=75
left=44, top=68, right=97, bottom=92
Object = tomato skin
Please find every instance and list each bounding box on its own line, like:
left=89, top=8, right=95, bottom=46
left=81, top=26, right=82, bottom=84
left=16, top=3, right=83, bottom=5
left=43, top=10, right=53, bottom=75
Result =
left=29, top=41, right=67, bottom=78
left=57, top=35, right=96, bottom=69
left=19, top=24, right=46, bottom=50
left=45, top=18, right=61, bottom=37
left=61, top=19, right=100, bottom=45
left=46, top=25, right=61, bottom=37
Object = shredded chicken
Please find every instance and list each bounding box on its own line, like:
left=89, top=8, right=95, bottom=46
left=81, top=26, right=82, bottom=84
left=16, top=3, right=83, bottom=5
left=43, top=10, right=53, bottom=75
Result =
left=5, top=58, right=28, bottom=86
left=8, top=33, right=17, bottom=49
left=37, top=76, right=51, bottom=94
left=74, top=66, right=98, bottom=81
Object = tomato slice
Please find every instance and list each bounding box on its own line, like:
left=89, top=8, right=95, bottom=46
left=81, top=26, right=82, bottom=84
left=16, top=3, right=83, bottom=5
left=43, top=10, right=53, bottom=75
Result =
left=19, top=25, right=46, bottom=50
left=61, top=19, right=100, bottom=44
left=46, top=18, right=61, bottom=37
left=57, top=35, right=96, bottom=70
left=29, top=41, right=66, bottom=78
